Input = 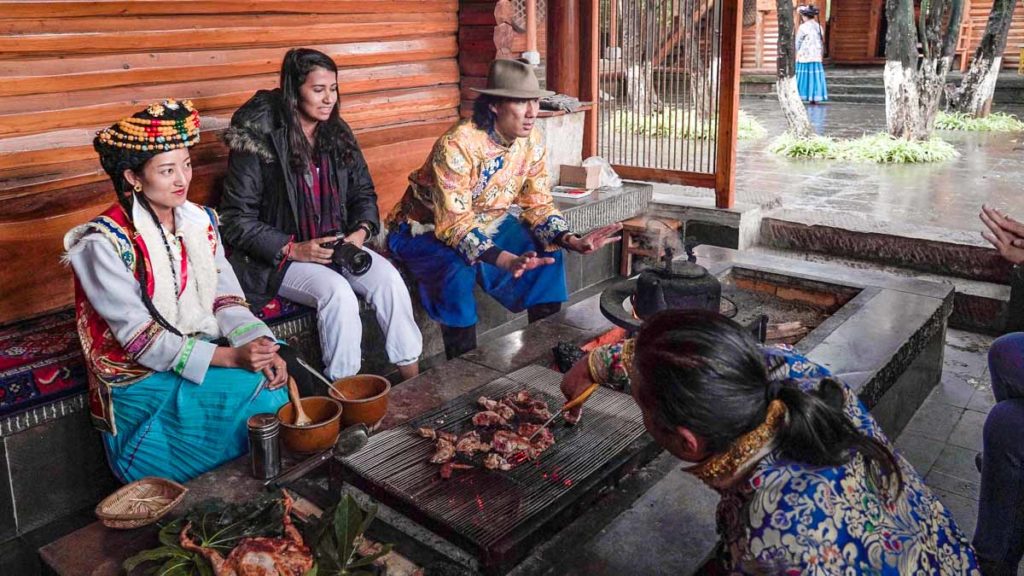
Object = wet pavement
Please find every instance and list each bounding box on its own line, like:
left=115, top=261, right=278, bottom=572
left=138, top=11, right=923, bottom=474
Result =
left=655, top=97, right=1024, bottom=245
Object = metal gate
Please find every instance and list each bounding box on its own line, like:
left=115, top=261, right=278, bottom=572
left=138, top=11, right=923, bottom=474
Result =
left=597, top=0, right=738, bottom=200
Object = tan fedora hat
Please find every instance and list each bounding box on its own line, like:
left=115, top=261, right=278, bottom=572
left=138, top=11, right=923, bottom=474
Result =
left=471, top=58, right=555, bottom=99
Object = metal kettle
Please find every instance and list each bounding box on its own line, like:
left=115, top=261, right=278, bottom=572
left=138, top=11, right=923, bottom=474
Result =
left=633, top=245, right=721, bottom=319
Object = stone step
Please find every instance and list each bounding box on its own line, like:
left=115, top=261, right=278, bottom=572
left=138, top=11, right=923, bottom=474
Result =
left=753, top=216, right=1012, bottom=333
left=827, top=93, right=886, bottom=104
left=759, top=212, right=1009, bottom=283
left=827, top=83, right=886, bottom=95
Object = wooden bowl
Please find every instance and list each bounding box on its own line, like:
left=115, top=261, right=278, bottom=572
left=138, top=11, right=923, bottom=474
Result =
left=276, top=396, right=342, bottom=454
left=328, top=375, right=390, bottom=428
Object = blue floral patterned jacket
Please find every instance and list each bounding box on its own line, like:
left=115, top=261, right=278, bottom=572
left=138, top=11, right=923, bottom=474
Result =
left=589, top=342, right=981, bottom=575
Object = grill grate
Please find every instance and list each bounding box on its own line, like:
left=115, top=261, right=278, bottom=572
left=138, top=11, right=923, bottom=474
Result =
left=338, top=366, right=650, bottom=570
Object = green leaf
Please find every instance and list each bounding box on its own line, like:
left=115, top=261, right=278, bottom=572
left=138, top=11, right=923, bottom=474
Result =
left=333, top=495, right=366, bottom=568
left=304, top=565, right=319, bottom=576
left=346, top=544, right=393, bottom=569
left=156, top=556, right=195, bottom=576
left=158, top=519, right=185, bottom=547
left=356, top=502, right=378, bottom=540
left=123, top=546, right=189, bottom=573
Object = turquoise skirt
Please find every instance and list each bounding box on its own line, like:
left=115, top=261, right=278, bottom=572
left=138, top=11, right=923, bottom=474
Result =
left=103, top=368, right=288, bottom=483
left=796, top=61, right=829, bottom=103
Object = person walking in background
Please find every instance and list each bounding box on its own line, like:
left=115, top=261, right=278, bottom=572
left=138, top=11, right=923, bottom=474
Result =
left=796, top=5, right=828, bottom=104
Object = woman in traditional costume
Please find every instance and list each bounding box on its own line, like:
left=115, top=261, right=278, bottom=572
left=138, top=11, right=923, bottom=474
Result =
left=64, top=100, right=290, bottom=484
left=563, top=310, right=980, bottom=574
left=796, top=5, right=828, bottom=104
left=219, top=48, right=422, bottom=382
left=386, top=58, right=621, bottom=359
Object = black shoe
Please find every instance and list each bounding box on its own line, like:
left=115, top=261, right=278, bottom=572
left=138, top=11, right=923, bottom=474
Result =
left=976, top=452, right=983, bottom=474
left=441, top=324, right=477, bottom=360
left=527, top=302, right=562, bottom=323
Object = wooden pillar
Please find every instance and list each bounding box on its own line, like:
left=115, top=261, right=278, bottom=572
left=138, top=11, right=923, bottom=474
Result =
left=547, top=0, right=580, bottom=97
left=580, top=0, right=599, bottom=157
left=524, top=0, right=540, bottom=63
left=714, top=0, right=743, bottom=209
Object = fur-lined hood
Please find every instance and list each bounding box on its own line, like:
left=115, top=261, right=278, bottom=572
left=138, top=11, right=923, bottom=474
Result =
left=222, top=89, right=286, bottom=163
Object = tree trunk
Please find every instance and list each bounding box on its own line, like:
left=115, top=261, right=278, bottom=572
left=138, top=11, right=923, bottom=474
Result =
left=950, top=0, right=1019, bottom=116
left=884, top=0, right=925, bottom=139
left=621, top=0, right=662, bottom=117
left=883, top=0, right=960, bottom=139
left=775, top=0, right=812, bottom=136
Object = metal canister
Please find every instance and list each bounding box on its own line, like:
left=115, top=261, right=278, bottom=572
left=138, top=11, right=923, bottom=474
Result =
left=247, top=413, right=281, bottom=479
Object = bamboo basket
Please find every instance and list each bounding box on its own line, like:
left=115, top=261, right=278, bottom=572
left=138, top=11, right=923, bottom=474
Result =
left=95, top=477, right=188, bottom=529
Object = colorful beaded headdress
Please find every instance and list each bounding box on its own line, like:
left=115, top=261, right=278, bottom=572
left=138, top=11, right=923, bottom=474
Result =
left=94, top=99, right=201, bottom=195
left=96, top=99, right=200, bottom=153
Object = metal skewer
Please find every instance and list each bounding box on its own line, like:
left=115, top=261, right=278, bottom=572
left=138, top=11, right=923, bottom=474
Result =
left=528, top=382, right=600, bottom=441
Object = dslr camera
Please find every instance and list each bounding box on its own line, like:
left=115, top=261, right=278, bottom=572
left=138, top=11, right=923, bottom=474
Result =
left=320, top=231, right=372, bottom=276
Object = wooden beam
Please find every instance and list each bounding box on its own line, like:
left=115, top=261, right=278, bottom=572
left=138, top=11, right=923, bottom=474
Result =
left=866, top=0, right=884, bottom=59
left=580, top=0, right=599, bottom=157
left=715, top=0, right=744, bottom=209
left=612, top=166, right=716, bottom=188
left=546, top=0, right=580, bottom=96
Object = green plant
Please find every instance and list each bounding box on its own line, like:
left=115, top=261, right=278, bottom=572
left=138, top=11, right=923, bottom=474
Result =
left=612, top=108, right=767, bottom=140
left=768, top=132, right=959, bottom=163
left=306, top=495, right=391, bottom=576
left=123, top=494, right=285, bottom=576
left=935, top=111, right=1024, bottom=132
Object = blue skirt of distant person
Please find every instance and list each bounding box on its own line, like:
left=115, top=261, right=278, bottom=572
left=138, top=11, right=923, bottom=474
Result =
left=796, top=62, right=828, bottom=103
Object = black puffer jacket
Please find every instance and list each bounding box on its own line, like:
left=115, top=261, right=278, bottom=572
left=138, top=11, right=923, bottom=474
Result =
left=219, top=89, right=380, bottom=310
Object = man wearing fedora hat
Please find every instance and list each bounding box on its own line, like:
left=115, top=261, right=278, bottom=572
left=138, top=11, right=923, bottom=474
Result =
left=386, top=59, right=622, bottom=359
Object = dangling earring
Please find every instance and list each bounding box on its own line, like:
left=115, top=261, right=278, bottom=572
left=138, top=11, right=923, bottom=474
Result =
left=133, top=182, right=143, bottom=194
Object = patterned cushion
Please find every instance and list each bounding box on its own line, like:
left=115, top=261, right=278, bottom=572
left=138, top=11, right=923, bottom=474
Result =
left=255, top=297, right=314, bottom=322
left=0, top=309, right=87, bottom=417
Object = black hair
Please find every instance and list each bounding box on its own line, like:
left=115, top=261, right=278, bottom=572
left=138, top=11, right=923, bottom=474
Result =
left=94, top=111, right=193, bottom=338
left=279, top=48, right=358, bottom=169
left=633, top=310, right=903, bottom=495
left=472, top=94, right=503, bottom=132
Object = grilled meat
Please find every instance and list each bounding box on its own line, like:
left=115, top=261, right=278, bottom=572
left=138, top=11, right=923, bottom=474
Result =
left=417, top=427, right=436, bottom=440
left=178, top=493, right=313, bottom=576
left=491, top=430, right=533, bottom=456
left=517, top=423, right=556, bottom=452
left=455, top=431, right=485, bottom=457
left=483, top=453, right=513, bottom=471
left=430, top=438, right=456, bottom=464
left=471, top=410, right=508, bottom=427
left=439, top=462, right=474, bottom=479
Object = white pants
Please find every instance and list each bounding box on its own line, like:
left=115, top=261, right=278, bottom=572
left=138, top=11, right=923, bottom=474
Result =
left=279, top=248, right=422, bottom=380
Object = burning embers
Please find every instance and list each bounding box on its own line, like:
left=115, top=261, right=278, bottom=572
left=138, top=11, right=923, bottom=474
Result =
left=417, top=390, right=560, bottom=479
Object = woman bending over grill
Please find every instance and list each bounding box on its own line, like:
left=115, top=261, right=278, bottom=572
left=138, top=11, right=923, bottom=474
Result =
left=562, top=310, right=981, bottom=574
left=64, top=100, right=292, bottom=483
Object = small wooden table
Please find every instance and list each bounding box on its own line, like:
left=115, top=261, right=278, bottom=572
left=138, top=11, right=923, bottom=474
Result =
left=618, top=215, right=683, bottom=276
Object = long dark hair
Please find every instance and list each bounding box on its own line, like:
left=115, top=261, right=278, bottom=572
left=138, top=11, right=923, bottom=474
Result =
left=279, top=48, right=357, bottom=169
left=633, top=310, right=903, bottom=494
left=116, top=168, right=184, bottom=338
left=94, top=137, right=185, bottom=337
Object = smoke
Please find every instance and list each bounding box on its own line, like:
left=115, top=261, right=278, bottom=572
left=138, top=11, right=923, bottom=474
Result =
left=639, top=213, right=684, bottom=269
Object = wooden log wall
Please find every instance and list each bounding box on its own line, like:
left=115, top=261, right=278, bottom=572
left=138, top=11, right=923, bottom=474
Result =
left=963, top=0, right=1024, bottom=70
left=743, top=0, right=1024, bottom=72
left=459, top=0, right=517, bottom=116
left=741, top=7, right=779, bottom=72
left=0, top=0, right=461, bottom=325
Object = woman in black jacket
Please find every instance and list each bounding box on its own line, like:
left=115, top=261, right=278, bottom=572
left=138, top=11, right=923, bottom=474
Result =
left=219, top=48, right=421, bottom=382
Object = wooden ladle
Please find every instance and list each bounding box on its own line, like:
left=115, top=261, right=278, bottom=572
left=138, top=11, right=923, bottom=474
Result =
left=286, top=377, right=312, bottom=427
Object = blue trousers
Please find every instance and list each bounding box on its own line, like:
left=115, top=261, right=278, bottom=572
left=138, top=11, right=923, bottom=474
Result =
left=974, top=332, right=1024, bottom=574
left=388, top=217, right=568, bottom=328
